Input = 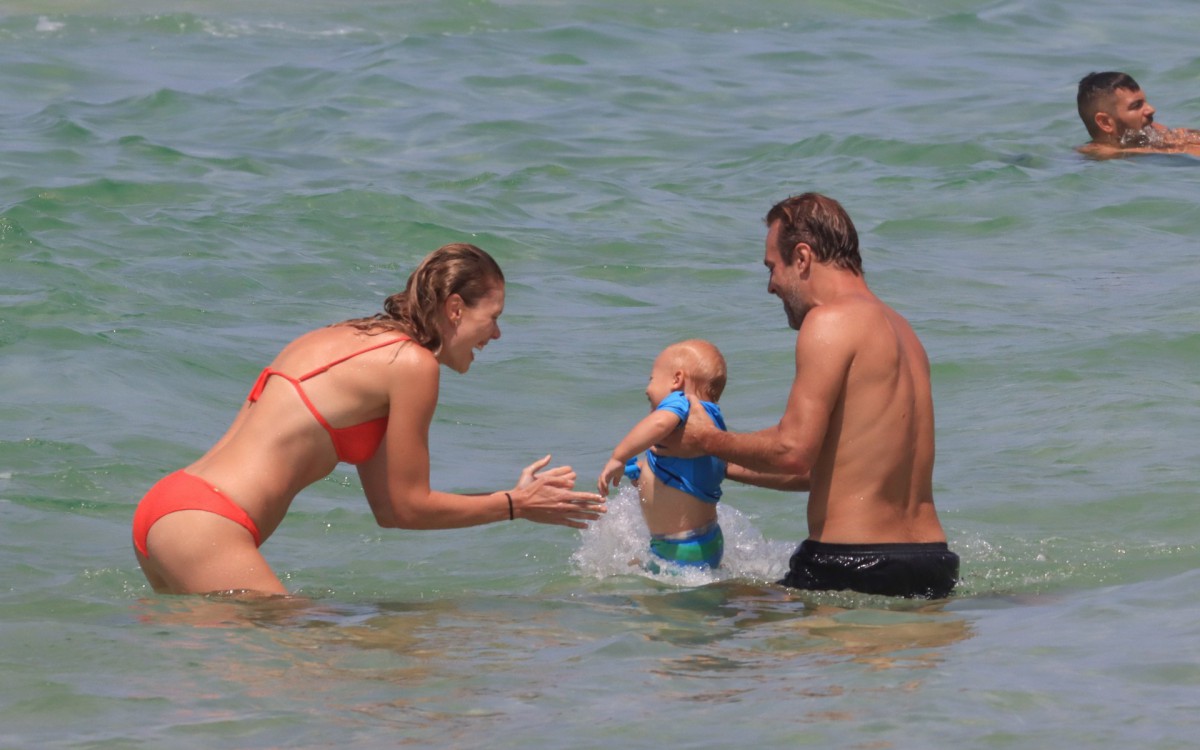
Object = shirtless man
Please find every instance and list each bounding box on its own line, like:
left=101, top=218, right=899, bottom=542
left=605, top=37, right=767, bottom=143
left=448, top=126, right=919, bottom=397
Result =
left=1076, top=71, right=1200, bottom=158
left=671, top=193, right=958, bottom=599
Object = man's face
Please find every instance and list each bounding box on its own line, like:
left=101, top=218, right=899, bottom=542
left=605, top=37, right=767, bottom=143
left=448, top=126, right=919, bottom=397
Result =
left=1106, top=86, right=1156, bottom=138
left=764, top=221, right=809, bottom=330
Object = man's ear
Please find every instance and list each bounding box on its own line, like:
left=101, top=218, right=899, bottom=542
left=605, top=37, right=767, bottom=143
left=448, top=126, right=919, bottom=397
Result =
left=1094, top=111, right=1116, bottom=136
left=793, top=242, right=814, bottom=275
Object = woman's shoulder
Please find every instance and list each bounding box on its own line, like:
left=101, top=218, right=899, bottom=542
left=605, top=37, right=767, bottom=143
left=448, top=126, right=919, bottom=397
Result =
left=275, top=324, right=433, bottom=371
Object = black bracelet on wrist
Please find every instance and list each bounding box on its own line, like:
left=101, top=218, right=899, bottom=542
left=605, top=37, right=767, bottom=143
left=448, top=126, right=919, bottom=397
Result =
left=505, top=492, right=514, bottom=521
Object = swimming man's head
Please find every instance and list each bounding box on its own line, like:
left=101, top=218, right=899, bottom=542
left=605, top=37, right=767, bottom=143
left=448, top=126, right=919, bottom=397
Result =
left=1077, top=71, right=1155, bottom=143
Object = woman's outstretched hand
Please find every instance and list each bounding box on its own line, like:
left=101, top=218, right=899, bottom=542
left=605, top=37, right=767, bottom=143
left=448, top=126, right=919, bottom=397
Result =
left=516, top=454, right=552, bottom=489
left=513, top=454, right=606, bottom=528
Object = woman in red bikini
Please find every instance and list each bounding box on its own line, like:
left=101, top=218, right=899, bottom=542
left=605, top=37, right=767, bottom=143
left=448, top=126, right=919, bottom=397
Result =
left=132, top=243, right=605, bottom=595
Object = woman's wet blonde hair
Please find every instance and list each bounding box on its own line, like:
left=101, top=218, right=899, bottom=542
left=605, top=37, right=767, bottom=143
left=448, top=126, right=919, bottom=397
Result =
left=342, top=242, right=504, bottom=353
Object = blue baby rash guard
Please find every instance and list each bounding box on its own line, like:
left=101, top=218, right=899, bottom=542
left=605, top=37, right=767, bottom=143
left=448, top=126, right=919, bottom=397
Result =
left=623, top=391, right=727, bottom=502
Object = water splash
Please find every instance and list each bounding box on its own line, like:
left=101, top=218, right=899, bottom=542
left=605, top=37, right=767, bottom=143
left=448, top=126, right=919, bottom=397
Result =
left=1120, top=125, right=1200, bottom=149
left=36, top=17, right=65, bottom=33
left=570, top=486, right=793, bottom=586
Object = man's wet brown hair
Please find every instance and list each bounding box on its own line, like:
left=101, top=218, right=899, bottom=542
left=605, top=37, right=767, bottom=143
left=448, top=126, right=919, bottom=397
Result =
left=764, top=192, right=862, bottom=275
left=1077, top=71, right=1141, bottom=139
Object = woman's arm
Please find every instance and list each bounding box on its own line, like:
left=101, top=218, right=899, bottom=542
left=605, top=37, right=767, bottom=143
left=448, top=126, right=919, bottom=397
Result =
left=356, top=346, right=440, bottom=527
left=358, top=347, right=604, bottom=529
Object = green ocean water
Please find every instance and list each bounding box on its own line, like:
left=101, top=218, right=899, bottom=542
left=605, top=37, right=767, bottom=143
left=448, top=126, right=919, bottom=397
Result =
left=3, top=1, right=1200, bottom=747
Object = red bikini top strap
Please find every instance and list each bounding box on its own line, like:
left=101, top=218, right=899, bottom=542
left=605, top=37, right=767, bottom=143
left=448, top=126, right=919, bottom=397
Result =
left=296, top=336, right=412, bottom=381
left=247, top=367, right=273, bottom=402
left=248, top=369, right=338, bottom=432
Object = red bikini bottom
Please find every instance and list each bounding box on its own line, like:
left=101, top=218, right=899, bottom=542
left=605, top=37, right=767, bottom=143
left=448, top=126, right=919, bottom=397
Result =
left=132, top=470, right=262, bottom=557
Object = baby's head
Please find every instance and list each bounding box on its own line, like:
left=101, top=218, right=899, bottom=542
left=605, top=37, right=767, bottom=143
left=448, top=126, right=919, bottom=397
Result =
left=647, top=339, right=727, bottom=406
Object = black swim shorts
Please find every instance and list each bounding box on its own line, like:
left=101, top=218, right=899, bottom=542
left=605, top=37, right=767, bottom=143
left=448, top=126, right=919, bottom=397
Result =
left=780, top=539, right=959, bottom=599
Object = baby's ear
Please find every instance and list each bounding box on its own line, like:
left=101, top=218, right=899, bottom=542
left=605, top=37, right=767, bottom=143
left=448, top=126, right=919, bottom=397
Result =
left=672, top=370, right=686, bottom=390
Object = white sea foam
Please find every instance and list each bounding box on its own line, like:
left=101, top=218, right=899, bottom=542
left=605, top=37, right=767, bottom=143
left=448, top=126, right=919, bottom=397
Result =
left=571, top=484, right=793, bottom=585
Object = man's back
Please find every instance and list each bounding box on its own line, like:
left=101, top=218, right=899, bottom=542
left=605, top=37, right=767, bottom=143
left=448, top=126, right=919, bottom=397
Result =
left=804, top=293, right=945, bottom=545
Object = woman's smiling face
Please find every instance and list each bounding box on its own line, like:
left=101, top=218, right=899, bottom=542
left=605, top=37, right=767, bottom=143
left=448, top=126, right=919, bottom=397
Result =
left=438, top=284, right=505, bottom=373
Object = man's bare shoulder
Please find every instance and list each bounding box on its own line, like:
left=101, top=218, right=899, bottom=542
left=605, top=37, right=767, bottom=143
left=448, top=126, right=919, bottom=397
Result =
left=797, top=296, right=892, bottom=359
left=806, top=296, right=926, bottom=370
left=805, top=294, right=889, bottom=328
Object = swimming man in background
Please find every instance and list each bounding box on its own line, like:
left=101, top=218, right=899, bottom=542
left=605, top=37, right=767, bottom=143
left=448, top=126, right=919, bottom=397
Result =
left=597, top=339, right=729, bottom=571
left=1077, top=71, right=1200, bottom=158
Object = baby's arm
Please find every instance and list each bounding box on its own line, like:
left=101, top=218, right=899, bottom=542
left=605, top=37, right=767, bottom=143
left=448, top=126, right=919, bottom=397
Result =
left=597, top=409, right=682, bottom=495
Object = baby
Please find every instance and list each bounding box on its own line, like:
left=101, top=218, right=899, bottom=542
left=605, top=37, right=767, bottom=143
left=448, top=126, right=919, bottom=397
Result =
left=598, top=339, right=728, bottom=570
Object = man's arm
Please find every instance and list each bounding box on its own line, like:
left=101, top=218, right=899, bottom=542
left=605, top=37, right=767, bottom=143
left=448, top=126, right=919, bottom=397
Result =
left=679, top=306, right=855, bottom=477
left=726, top=463, right=810, bottom=491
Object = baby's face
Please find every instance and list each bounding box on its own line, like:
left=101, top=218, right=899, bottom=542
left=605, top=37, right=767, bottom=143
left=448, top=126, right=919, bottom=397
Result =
left=645, top=352, right=679, bottom=407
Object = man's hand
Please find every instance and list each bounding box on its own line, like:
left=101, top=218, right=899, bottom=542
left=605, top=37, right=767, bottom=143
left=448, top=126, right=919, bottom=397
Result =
left=652, top=395, right=716, bottom=458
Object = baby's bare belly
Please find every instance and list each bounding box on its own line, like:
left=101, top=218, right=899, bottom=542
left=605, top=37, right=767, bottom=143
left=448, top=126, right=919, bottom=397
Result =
left=636, top=465, right=719, bottom=536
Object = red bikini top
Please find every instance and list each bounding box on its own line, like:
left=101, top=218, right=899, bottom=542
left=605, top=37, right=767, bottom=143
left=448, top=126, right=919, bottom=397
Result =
left=246, top=336, right=410, bottom=465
